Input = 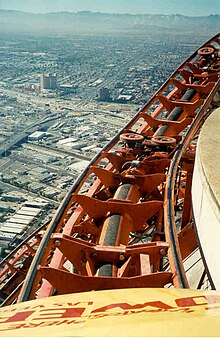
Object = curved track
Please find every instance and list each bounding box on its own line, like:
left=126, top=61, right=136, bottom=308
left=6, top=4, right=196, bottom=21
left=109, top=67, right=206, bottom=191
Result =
left=0, top=34, right=219, bottom=306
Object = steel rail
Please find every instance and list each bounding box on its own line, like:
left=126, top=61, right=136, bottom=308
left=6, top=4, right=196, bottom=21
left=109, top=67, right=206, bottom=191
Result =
left=17, top=34, right=219, bottom=303
left=164, top=79, right=220, bottom=288
left=0, top=282, right=23, bottom=307
left=0, top=223, right=47, bottom=279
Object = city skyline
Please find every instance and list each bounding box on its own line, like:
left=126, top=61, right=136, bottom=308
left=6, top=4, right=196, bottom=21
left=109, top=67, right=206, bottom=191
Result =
left=1, top=0, right=220, bottom=16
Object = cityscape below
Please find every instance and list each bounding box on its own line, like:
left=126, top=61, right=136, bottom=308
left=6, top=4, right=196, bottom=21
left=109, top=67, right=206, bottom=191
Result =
left=0, top=28, right=216, bottom=259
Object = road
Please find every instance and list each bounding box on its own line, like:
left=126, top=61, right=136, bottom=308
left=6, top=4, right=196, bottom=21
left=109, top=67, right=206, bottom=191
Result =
left=10, top=154, right=76, bottom=178
left=24, top=142, right=92, bottom=161
left=0, top=180, right=59, bottom=206
left=0, top=115, right=59, bottom=157
left=0, top=159, right=14, bottom=173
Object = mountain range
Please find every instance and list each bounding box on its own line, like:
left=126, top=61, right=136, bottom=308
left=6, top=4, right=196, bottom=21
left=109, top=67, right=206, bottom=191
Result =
left=0, top=10, right=219, bottom=35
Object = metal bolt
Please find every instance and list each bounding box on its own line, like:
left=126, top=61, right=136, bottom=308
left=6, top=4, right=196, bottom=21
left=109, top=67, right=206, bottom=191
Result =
left=54, top=240, right=61, bottom=247
left=160, top=248, right=166, bottom=256
left=119, top=254, right=125, bottom=261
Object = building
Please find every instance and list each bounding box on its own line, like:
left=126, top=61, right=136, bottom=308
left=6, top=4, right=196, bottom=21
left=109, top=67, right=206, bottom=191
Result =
left=116, top=94, right=133, bottom=103
left=28, top=131, right=48, bottom=141
left=98, top=87, right=111, bottom=101
left=59, top=84, right=77, bottom=94
left=40, top=73, right=57, bottom=91
left=1, top=194, right=25, bottom=203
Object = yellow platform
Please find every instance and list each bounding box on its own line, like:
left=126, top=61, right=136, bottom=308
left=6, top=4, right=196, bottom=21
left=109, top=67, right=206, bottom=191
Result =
left=0, top=288, right=220, bottom=336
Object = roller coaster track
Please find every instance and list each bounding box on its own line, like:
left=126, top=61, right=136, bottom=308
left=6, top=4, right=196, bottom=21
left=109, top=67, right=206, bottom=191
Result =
left=0, top=34, right=219, bottom=307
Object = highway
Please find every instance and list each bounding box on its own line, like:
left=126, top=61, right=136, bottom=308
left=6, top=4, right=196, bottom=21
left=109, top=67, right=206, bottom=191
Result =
left=0, top=114, right=59, bottom=157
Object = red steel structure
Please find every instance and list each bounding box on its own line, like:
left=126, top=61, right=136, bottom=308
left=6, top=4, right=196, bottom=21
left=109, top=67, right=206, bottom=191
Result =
left=0, top=34, right=219, bottom=306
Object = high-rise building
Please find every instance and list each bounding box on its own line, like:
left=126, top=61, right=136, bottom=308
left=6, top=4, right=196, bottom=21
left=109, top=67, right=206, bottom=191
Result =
left=98, top=87, right=111, bottom=101
left=40, top=73, right=57, bottom=91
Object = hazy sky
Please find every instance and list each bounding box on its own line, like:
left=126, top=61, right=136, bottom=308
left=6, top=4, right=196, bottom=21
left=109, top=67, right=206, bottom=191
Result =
left=0, top=0, right=219, bottom=16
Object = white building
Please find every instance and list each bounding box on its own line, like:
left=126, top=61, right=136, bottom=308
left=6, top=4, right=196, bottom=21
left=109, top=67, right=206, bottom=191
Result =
left=40, top=73, right=57, bottom=91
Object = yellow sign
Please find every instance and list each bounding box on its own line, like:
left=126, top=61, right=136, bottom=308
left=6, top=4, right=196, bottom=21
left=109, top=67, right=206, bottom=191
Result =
left=0, top=288, right=220, bottom=336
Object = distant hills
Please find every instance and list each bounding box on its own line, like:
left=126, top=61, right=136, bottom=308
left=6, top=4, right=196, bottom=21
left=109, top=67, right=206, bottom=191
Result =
left=0, top=10, right=219, bottom=35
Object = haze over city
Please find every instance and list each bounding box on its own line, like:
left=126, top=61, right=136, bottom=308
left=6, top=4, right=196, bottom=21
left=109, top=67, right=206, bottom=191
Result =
left=1, top=0, right=220, bottom=16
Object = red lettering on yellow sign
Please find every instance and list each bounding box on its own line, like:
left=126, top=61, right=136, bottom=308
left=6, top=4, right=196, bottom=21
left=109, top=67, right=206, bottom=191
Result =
left=0, top=293, right=220, bottom=331
left=32, top=307, right=86, bottom=320
left=176, top=295, right=220, bottom=307
left=4, top=311, right=34, bottom=323
left=1, top=319, right=85, bottom=331
left=92, top=301, right=172, bottom=313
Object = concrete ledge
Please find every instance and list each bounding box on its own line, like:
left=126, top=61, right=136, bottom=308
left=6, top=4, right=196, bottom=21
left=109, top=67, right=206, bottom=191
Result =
left=192, top=108, right=220, bottom=290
